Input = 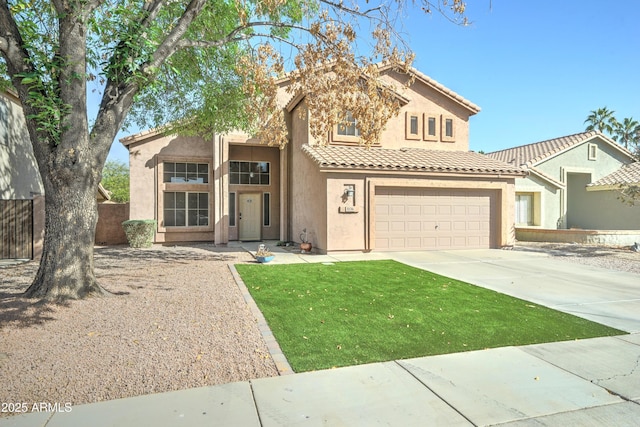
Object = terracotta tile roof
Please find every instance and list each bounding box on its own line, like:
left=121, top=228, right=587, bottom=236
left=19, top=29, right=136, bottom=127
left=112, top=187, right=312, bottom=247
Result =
left=588, top=162, right=640, bottom=187
left=485, top=131, right=632, bottom=166
left=302, top=145, right=526, bottom=176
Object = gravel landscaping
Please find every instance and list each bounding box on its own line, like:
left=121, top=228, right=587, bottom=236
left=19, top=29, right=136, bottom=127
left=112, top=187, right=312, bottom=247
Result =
left=0, top=241, right=637, bottom=418
left=0, top=244, right=278, bottom=417
left=514, top=241, right=640, bottom=274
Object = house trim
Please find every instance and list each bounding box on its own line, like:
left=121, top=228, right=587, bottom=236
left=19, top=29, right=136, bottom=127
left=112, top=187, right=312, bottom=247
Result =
left=527, top=167, right=565, bottom=189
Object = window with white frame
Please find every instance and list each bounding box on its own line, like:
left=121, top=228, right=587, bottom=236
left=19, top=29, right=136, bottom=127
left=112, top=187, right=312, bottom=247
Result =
left=229, top=161, right=270, bottom=185
left=337, top=111, right=360, bottom=137
left=588, top=143, right=597, bottom=160
left=164, top=192, right=208, bottom=227
left=515, top=193, right=533, bottom=226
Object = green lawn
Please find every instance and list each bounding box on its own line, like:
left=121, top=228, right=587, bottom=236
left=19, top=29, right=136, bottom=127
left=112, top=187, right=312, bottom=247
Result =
left=236, top=260, right=625, bottom=372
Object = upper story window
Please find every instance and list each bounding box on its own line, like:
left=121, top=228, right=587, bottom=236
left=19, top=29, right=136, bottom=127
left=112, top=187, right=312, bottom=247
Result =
left=230, top=161, right=270, bottom=185
left=405, top=112, right=421, bottom=140
left=441, top=116, right=455, bottom=142
left=337, top=111, right=360, bottom=137
left=424, top=115, right=438, bottom=141
left=588, top=143, right=597, bottom=160
left=164, top=162, right=209, bottom=184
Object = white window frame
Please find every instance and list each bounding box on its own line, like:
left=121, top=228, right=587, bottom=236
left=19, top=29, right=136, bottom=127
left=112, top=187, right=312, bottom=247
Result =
left=588, top=143, right=597, bottom=161
left=333, top=111, right=362, bottom=144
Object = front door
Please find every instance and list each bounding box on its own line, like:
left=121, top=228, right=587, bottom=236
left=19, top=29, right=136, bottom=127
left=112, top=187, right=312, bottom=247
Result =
left=239, top=193, right=261, bottom=241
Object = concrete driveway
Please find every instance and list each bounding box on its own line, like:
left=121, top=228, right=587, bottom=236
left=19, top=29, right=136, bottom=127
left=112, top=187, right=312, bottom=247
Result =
left=389, top=249, right=640, bottom=333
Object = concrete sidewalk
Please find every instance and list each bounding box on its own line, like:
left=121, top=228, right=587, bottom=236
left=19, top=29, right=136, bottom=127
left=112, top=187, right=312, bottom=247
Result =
left=4, top=334, right=639, bottom=426
left=3, top=247, right=639, bottom=426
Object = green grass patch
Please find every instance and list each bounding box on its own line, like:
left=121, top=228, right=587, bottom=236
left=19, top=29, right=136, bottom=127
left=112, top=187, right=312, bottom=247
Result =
left=236, top=260, right=625, bottom=372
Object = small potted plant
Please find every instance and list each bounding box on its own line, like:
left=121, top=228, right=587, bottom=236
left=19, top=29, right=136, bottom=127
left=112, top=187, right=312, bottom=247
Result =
left=255, top=244, right=275, bottom=263
left=300, top=228, right=312, bottom=253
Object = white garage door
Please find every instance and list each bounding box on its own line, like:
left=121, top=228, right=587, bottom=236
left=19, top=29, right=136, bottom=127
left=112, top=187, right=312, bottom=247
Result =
left=374, top=187, right=496, bottom=251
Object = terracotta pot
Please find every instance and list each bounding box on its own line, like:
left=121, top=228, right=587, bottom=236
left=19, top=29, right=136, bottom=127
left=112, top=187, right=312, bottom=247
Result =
left=300, top=242, right=312, bottom=253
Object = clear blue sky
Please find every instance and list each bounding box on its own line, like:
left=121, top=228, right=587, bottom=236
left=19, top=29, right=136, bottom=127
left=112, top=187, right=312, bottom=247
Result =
left=106, top=0, right=640, bottom=163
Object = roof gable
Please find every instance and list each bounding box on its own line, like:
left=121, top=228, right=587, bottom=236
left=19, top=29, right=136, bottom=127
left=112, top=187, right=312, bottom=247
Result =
left=283, top=64, right=480, bottom=116
left=379, top=65, right=481, bottom=115
left=486, top=131, right=634, bottom=167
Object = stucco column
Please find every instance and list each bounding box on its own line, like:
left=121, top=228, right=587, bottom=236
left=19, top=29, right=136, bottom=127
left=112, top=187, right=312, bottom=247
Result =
left=213, top=135, right=229, bottom=245
left=280, top=145, right=289, bottom=242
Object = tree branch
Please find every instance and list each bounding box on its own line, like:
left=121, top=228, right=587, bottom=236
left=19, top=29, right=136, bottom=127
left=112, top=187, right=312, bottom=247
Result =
left=319, top=0, right=383, bottom=17
left=175, top=20, right=310, bottom=50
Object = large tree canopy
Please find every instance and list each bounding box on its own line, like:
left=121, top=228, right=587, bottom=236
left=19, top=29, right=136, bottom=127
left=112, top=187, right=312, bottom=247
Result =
left=1, top=0, right=468, bottom=301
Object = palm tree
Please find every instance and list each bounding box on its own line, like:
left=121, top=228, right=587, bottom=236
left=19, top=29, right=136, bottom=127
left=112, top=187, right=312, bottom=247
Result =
left=584, top=107, right=617, bottom=135
left=612, top=117, right=640, bottom=150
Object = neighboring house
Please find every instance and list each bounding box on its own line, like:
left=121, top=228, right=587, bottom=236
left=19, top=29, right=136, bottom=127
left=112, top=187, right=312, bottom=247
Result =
left=486, top=131, right=640, bottom=232
left=123, top=65, right=525, bottom=253
left=1, top=91, right=111, bottom=259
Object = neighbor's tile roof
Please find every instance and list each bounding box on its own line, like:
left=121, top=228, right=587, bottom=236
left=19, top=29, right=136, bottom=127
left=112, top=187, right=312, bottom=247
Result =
left=485, top=131, right=625, bottom=166
left=589, top=162, right=640, bottom=187
left=302, top=145, right=526, bottom=176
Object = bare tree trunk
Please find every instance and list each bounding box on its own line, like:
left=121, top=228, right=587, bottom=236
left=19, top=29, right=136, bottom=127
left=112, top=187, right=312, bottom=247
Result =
left=24, top=172, right=110, bottom=301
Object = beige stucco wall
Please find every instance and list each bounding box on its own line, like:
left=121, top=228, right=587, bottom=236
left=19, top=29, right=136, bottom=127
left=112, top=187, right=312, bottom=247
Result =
left=0, top=92, right=44, bottom=199
left=288, top=101, right=328, bottom=251
left=287, top=70, right=475, bottom=152
left=325, top=174, right=367, bottom=251
left=128, top=133, right=215, bottom=242
left=376, top=70, right=472, bottom=151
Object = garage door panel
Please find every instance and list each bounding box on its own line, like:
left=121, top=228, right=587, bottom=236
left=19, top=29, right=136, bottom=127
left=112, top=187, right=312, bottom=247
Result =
left=407, top=221, right=421, bottom=232
left=453, top=221, right=467, bottom=231
left=390, top=221, right=405, bottom=232
left=422, top=205, right=436, bottom=215
left=375, top=187, right=495, bottom=251
left=467, top=221, right=480, bottom=231
left=406, top=205, right=421, bottom=215
left=390, top=205, right=405, bottom=215
left=438, top=205, right=452, bottom=215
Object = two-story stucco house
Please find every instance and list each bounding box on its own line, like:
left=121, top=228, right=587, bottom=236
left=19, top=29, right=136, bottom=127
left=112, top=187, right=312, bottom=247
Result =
left=487, top=131, right=640, bottom=242
left=123, top=65, right=525, bottom=253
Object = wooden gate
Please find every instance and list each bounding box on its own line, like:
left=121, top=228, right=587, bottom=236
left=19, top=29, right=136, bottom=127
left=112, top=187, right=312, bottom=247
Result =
left=0, top=200, right=33, bottom=260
